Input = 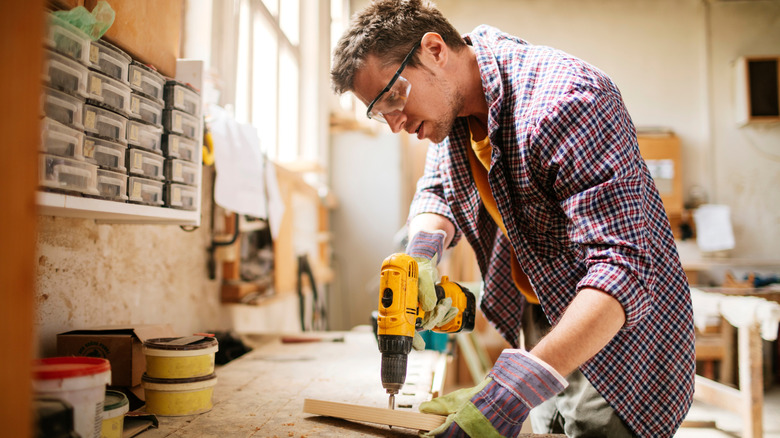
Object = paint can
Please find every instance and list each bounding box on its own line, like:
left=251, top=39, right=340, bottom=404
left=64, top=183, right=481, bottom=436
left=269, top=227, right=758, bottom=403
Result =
left=33, top=357, right=112, bottom=438
left=143, top=337, right=218, bottom=379
left=142, top=373, right=217, bottom=416
left=100, top=390, right=128, bottom=438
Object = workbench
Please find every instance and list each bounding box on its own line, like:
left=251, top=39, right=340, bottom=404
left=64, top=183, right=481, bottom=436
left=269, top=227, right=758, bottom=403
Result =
left=690, top=288, right=780, bottom=438
left=141, top=328, right=436, bottom=437
left=139, top=328, right=560, bottom=437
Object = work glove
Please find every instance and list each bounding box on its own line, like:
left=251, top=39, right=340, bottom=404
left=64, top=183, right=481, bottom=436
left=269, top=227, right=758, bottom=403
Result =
left=419, top=349, right=567, bottom=437
left=406, top=230, right=457, bottom=350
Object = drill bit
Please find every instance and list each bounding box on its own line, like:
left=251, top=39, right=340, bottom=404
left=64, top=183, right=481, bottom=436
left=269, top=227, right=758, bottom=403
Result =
left=388, top=393, right=395, bottom=410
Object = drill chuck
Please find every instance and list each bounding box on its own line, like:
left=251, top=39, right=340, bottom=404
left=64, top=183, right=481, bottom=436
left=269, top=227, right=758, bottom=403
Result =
left=378, top=334, right=412, bottom=392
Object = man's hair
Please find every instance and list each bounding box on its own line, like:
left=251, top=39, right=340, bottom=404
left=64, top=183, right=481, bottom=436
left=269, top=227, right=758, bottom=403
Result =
left=330, top=0, right=466, bottom=94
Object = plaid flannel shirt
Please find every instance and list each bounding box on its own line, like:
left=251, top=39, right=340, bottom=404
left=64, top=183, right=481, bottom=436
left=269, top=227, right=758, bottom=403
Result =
left=408, top=25, right=695, bottom=437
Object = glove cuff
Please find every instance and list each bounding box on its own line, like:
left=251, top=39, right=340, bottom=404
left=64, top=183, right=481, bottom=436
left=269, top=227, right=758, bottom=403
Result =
left=405, top=230, right=446, bottom=261
left=488, top=349, right=567, bottom=408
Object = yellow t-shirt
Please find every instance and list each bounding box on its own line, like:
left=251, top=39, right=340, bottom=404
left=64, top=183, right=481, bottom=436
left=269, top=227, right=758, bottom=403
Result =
left=466, top=117, right=539, bottom=304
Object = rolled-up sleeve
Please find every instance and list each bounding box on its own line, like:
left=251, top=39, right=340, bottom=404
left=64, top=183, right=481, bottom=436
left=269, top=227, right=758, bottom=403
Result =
left=534, top=87, right=656, bottom=328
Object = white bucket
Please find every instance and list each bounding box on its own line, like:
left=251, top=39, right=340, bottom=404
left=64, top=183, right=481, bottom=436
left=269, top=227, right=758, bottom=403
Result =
left=33, top=357, right=112, bottom=438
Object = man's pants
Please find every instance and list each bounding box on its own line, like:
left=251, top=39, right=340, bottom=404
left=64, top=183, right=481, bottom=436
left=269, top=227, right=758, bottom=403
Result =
left=521, top=303, right=635, bottom=437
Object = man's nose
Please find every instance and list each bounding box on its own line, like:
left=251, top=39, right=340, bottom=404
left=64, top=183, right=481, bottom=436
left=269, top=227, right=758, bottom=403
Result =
left=385, top=112, right=407, bottom=134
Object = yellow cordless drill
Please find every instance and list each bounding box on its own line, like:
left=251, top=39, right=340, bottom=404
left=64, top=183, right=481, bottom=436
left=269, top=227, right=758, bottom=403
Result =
left=377, top=253, right=476, bottom=410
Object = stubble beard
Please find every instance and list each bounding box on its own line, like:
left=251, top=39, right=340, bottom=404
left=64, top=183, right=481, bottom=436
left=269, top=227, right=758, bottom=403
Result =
left=426, top=78, right=465, bottom=144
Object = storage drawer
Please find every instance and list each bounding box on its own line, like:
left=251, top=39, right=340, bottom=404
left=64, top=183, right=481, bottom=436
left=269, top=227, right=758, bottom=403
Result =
left=84, top=136, right=127, bottom=172
left=164, top=81, right=201, bottom=116
left=87, top=70, right=132, bottom=115
left=43, top=49, right=89, bottom=98
left=45, top=13, right=91, bottom=65
left=162, top=109, right=200, bottom=139
left=97, top=169, right=129, bottom=201
left=43, top=87, right=84, bottom=130
left=39, top=154, right=99, bottom=196
left=83, top=104, right=127, bottom=144
left=127, top=176, right=164, bottom=206
left=41, top=117, right=84, bottom=160
left=163, top=134, right=198, bottom=162
left=165, top=183, right=198, bottom=210
left=128, top=61, right=165, bottom=103
left=126, top=120, right=163, bottom=154
left=88, top=39, right=131, bottom=82
left=129, top=92, right=164, bottom=126
left=127, top=148, right=165, bottom=180
left=164, top=159, right=199, bottom=186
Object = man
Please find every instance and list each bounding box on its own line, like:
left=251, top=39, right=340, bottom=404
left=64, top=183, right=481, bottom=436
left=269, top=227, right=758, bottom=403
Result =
left=331, top=1, right=695, bottom=436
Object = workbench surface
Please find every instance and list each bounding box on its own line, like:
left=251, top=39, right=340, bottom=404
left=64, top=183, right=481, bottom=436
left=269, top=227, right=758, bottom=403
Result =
left=142, top=329, right=442, bottom=437
left=141, top=329, right=563, bottom=437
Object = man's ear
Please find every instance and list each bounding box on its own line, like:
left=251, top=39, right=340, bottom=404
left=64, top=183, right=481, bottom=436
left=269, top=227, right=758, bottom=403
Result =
left=420, top=32, right=448, bottom=68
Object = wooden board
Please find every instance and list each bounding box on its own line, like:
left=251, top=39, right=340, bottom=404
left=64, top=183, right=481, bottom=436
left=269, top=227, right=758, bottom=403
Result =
left=1, top=2, right=44, bottom=437
left=303, top=399, right=445, bottom=431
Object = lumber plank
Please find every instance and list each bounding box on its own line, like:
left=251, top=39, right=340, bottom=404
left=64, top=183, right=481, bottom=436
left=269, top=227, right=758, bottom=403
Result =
left=694, top=375, right=743, bottom=412
left=303, top=398, right=445, bottom=431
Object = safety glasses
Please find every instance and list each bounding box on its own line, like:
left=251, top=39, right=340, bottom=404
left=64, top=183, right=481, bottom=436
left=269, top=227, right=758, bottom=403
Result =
left=365, top=44, right=418, bottom=123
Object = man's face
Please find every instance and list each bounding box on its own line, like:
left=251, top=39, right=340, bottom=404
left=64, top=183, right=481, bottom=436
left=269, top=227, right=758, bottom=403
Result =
left=353, top=53, right=462, bottom=143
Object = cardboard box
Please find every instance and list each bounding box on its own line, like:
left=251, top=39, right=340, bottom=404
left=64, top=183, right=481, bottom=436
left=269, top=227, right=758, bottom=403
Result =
left=57, top=324, right=175, bottom=387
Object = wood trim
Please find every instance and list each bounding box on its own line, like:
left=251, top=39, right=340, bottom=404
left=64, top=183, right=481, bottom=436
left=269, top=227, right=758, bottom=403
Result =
left=0, top=1, right=44, bottom=436
left=302, top=399, right=445, bottom=431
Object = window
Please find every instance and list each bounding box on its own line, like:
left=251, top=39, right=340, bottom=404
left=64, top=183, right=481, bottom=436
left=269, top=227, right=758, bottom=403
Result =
left=234, top=0, right=299, bottom=162
left=204, top=0, right=346, bottom=165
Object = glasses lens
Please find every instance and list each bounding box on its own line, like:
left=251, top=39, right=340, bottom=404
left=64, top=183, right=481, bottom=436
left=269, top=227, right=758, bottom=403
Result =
left=368, top=76, right=411, bottom=123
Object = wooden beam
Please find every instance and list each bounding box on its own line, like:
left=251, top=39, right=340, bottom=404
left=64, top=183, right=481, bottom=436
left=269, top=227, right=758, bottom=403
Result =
left=303, top=399, right=445, bottom=431
left=739, top=323, right=763, bottom=438
left=694, top=375, right=743, bottom=413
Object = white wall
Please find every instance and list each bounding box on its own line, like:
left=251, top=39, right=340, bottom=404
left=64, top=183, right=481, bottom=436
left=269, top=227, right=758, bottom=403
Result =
left=708, top=1, right=780, bottom=258
left=329, top=130, right=405, bottom=330
left=439, top=0, right=710, bottom=203
left=345, top=0, right=779, bottom=259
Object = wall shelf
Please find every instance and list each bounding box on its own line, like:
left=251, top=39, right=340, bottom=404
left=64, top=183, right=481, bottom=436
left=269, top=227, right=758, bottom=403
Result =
left=37, top=191, right=201, bottom=225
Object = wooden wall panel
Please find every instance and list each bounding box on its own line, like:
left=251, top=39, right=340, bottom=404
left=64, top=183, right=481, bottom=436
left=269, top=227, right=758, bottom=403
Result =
left=84, top=0, right=183, bottom=77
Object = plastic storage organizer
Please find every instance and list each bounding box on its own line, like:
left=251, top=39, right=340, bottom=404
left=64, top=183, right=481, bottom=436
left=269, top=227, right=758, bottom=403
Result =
left=83, top=104, right=127, bottom=144
left=41, top=118, right=85, bottom=160
left=44, top=13, right=91, bottom=66
left=43, top=49, right=89, bottom=98
left=84, top=135, right=127, bottom=172
left=162, top=134, right=199, bottom=163
left=129, top=92, right=164, bottom=126
left=127, top=120, right=163, bottom=154
left=88, top=39, right=131, bottom=82
left=164, top=159, right=199, bottom=186
left=86, top=70, right=132, bottom=115
left=127, top=148, right=165, bottom=180
left=39, top=154, right=99, bottom=196
left=44, top=87, right=84, bottom=130
left=165, top=183, right=198, bottom=210
left=127, top=177, right=164, bottom=206
left=128, top=61, right=166, bottom=102
left=164, top=81, right=201, bottom=116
